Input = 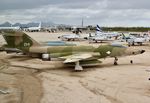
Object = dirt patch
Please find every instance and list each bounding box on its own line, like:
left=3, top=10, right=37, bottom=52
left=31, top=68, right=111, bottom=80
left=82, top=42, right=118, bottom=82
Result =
left=0, top=58, right=42, bottom=103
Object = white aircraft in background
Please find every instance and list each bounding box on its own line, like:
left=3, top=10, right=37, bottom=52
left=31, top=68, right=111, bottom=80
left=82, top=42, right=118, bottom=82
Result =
left=71, top=26, right=86, bottom=34
left=58, top=34, right=84, bottom=41
left=0, top=25, right=20, bottom=30
left=87, top=25, right=119, bottom=43
left=96, top=25, right=120, bottom=37
left=121, top=33, right=147, bottom=46
left=71, top=18, right=86, bottom=34
left=127, top=35, right=146, bottom=46
left=88, top=34, right=113, bottom=43
left=45, top=26, right=58, bottom=33
left=58, top=25, right=86, bottom=41
left=26, top=22, right=41, bottom=32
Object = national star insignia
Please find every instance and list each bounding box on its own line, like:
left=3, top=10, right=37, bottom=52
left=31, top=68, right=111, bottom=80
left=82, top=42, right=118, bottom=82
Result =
left=106, top=51, right=111, bottom=55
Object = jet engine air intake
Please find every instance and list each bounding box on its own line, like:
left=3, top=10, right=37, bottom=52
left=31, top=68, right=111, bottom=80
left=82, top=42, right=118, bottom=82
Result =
left=42, top=54, right=51, bottom=61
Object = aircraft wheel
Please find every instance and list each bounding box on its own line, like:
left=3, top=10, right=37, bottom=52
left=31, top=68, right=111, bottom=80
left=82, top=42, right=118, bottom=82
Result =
left=130, top=60, right=133, bottom=64
left=140, top=43, right=142, bottom=46
left=114, top=57, right=118, bottom=65
left=114, top=61, right=118, bottom=65
left=128, top=43, right=131, bottom=47
left=132, top=42, right=135, bottom=46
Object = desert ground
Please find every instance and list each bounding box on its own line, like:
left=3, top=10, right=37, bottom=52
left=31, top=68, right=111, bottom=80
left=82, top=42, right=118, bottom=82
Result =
left=0, top=31, right=150, bottom=103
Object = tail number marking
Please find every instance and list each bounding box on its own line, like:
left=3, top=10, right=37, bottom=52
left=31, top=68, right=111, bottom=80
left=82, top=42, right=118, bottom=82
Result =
left=24, top=43, right=31, bottom=47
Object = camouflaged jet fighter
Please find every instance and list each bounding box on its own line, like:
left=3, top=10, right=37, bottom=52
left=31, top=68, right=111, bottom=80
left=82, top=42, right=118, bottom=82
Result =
left=1, top=30, right=145, bottom=70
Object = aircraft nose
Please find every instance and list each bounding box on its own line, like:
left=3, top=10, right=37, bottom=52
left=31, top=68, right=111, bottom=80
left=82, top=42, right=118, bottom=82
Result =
left=141, top=50, right=145, bottom=54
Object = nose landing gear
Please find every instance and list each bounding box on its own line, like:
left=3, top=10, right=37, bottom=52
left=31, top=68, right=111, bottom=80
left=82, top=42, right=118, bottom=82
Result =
left=114, top=57, right=118, bottom=65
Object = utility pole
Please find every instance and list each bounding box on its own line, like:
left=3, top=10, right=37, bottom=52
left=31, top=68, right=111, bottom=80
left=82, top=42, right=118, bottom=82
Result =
left=81, top=18, right=84, bottom=27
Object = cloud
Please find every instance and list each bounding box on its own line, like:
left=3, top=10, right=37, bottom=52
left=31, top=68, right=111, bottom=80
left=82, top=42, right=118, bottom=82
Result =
left=0, top=0, right=150, bottom=26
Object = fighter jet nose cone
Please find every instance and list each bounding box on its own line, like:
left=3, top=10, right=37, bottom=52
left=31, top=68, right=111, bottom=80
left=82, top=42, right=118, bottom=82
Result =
left=141, top=50, right=145, bottom=54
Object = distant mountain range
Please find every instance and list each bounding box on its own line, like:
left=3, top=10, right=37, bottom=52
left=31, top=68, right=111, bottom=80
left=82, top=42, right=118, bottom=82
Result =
left=0, top=21, right=56, bottom=28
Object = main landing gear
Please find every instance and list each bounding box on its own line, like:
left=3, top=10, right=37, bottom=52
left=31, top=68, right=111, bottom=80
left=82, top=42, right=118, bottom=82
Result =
left=75, top=61, right=83, bottom=71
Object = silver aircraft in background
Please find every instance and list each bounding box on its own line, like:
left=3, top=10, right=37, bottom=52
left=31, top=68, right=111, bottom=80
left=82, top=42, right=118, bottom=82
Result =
left=25, top=22, right=41, bottom=32
left=87, top=25, right=120, bottom=43
left=0, top=25, right=20, bottom=30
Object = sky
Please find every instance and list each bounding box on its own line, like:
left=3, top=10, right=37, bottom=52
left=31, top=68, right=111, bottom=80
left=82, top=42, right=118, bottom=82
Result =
left=0, top=0, right=150, bottom=26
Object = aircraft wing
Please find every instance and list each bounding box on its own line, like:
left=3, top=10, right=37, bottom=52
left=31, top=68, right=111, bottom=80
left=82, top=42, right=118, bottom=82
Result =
left=59, top=53, right=93, bottom=63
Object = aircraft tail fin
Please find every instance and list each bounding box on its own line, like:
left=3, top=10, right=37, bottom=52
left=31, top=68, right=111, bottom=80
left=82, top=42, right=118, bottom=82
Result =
left=96, top=25, right=103, bottom=32
left=1, top=30, right=41, bottom=51
left=122, top=33, right=127, bottom=39
left=38, top=22, right=41, bottom=28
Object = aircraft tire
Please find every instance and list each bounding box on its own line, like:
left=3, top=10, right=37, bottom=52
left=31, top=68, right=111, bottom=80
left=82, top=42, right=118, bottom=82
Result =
left=130, top=60, right=133, bottom=64
left=114, top=62, right=118, bottom=65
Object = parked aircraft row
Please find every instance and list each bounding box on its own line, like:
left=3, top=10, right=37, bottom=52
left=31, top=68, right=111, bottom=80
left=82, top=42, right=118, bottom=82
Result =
left=58, top=25, right=150, bottom=46
left=58, top=25, right=120, bottom=43
left=119, top=33, right=150, bottom=46
left=0, top=23, right=150, bottom=46
left=0, top=22, right=42, bottom=32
